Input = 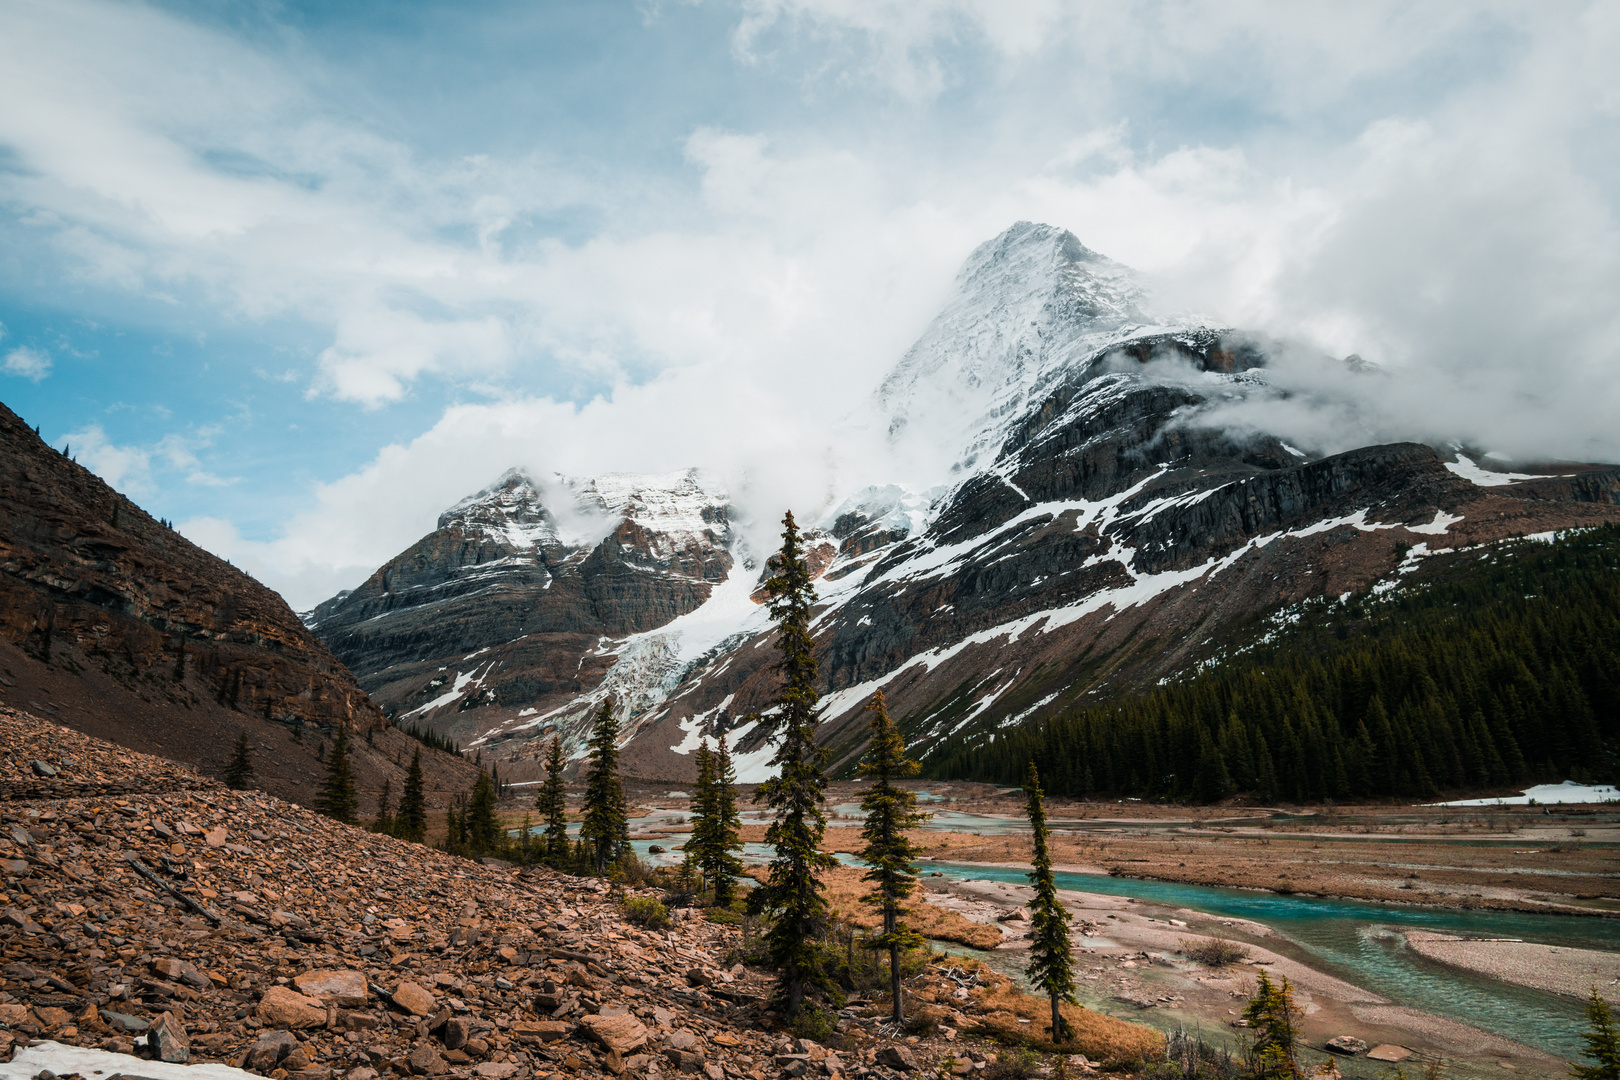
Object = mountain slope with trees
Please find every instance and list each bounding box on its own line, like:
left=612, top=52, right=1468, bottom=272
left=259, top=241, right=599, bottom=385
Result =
left=929, top=525, right=1620, bottom=800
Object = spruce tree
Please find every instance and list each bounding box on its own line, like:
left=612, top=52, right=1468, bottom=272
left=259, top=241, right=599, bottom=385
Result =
left=751, top=510, right=836, bottom=1016
left=465, top=769, right=501, bottom=857
left=314, top=727, right=359, bottom=824
left=539, top=736, right=570, bottom=866
left=373, top=777, right=394, bottom=834
left=581, top=701, right=629, bottom=874
left=1573, top=988, right=1620, bottom=1080
left=688, top=740, right=717, bottom=890
left=857, top=690, right=928, bottom=1025
left=397, top=748, right=428, bottom=843
left=689, top=736, right=744, bottom=906
left=1024, top=761, right=1076, bottom=1042
left=222, top=732, right=255, bottom=790
left=708, top=733, right=744, bottom=907
left=1243, top=970, right=1302, bottom=1079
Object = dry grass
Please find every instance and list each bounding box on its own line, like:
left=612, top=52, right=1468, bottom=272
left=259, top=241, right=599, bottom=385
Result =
left=746, top=865, right=1004, bottom=950
left=946, top=958, right=1163, bottom=1066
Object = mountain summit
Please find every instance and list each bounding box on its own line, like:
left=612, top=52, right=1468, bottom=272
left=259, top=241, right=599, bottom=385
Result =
left=310, top=223, right=1620, bottom=784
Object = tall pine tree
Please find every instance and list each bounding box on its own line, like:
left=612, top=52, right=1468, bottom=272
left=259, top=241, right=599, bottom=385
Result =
left=397, top=748, right=428, bottom=843
left=581, top=701, right=629, bottom=874
left=858, top=690, right=928, bottom=1025
left=539, top=736, right=571, bottom=867
left=688, top=740, right=717, bottom=889
left=751, top=510, right=836, bottom=1016
left=314, top=727, right=359, bottom=824
left=1024, top=762, right=1076, bottom=1043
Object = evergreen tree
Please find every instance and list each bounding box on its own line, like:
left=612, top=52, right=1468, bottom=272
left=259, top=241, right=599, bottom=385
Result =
left=708, top=733, right=744, bottom=907
left=1243, top=971, right=1303, bottom=1080
left=464, top=768, right=501, bottom=857
left=314, top=727, right=359, bottom=824
left=537, top=736, right=570, bottom=865
left=751, top=510, right=836, bottom=1016
left=689, top=736, right=745, bottom=906
left=1573, top=988, right=1620, bottom=1080
left=373, top=777, right=394, bottom=835
left=1024, top=762, right=1076, bottom=1043
left=222, top=732, right=255, bottom=790
left=580, top=701, right=629, bottom=874
left=857, top=691, right=928, bottom=1025
left=687, top=740, right=717, bottom=889
left=539, top=735, right=571, bottom=866
left=397, top=748, right=428, bottom=843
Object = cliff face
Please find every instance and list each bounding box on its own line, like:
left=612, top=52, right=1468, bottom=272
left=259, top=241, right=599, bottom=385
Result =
left=0, top=400, right=474, bottom=808
left=306, top=469, right=734, bottom=772
left=310, top=222, right=1620, bottom=784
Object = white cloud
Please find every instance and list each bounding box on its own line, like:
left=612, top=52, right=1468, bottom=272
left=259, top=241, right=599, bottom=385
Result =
left=2, top=346, right=51, bottom=381
left=4, top=0, right=1618, bottom=608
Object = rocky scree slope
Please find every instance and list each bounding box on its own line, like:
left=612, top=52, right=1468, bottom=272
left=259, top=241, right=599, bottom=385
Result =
left=0, top=402, right=474, bottom=809
left=0, top=707, right=1150, bottom=1079
left=305, top=471, right=732, bottom=777
left=312, top=223, right=1620, bottom=783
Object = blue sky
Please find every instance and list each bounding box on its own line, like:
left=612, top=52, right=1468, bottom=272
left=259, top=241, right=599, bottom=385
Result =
left=2, top=1, right=1617, bottom=608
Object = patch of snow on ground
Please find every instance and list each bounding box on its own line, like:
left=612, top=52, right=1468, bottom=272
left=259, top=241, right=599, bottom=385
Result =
left=1444, top=454, right=1544, bottom=487
left=1428, top=781, right=1620, bottom=806
left=1, top=1042, right=259, bottom=1080
left=1407, top=509, right=1464, bottom=535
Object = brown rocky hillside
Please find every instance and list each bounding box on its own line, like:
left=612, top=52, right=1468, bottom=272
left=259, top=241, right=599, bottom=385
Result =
left=0, top=400, right=474, bottom=810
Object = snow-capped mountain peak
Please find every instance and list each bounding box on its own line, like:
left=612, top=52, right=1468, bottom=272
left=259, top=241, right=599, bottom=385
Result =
left=877, top=221, right=1184, bottom=473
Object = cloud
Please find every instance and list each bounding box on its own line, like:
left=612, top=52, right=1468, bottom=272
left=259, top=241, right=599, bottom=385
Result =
left=2, top=346, right=52, bottom=381
left=65, top=423, right=233, bottom=497
left=4, top=0, right=1619, bottom=608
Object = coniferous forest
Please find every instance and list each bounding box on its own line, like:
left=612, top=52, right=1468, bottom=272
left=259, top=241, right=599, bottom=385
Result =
left=928, top=526, right=1620, bottom=801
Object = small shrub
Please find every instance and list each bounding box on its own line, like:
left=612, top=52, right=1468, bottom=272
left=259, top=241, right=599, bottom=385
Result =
left=1179, top=937, right=1250, bottom=967
left=788, top=1004, right=835, bottom=1043
left=622, top=896, right=670, bottom=930
left=984, top=1047, right=1043, bottom=1080
left=705, top=907, right=742, bottom=925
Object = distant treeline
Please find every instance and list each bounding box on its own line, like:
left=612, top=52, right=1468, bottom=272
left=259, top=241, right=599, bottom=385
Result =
left=399, top=720, right=462, bottom=757
left=927, top=525, right=1620, bottom=801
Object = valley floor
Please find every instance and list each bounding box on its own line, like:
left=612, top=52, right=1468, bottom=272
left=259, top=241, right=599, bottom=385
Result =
left=619, top=781, right=1620, bottom=1078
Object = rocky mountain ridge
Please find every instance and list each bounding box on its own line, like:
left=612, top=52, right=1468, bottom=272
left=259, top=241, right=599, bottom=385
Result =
left=309, top=223, right=1620, bottom=783
left=0, top=401, right=475, bottom=808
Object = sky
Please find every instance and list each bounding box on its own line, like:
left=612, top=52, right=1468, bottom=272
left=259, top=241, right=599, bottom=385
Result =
left=1, top=0, right=1617, bottom=609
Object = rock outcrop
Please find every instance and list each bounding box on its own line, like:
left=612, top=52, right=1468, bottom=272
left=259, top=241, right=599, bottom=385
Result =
left=305, top=470, right=732, bottom=775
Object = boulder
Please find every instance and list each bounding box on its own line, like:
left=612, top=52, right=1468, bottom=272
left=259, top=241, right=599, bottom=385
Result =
left=1324, top=1036, right=1369, bottom=1056
left=579, top=1012, right=650, bottom=1055
left=257, top=985, right=327, bottom=1029
left=153, top=956, right=212, bottom=991
left=441, top=1017, right=473, bottom=1050
left=407, top=1041, right=447, bottom=1075
left=147, top=1010, right=190, bottom=1063
left=391, top=981, right=437, bottom=1017
left=245, top=1029, right=302, bottom=1072
left=1365, top=1046, right=1412, bottom=1063
left=877, top=1046, right=919, bottom=1072
left=294, top=969, right=369, bottom=1007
